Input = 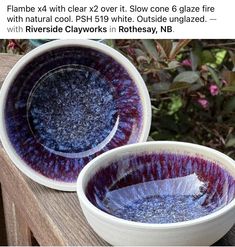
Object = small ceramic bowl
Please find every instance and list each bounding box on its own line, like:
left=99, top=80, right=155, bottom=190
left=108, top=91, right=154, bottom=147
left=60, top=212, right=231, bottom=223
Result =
left=77, top=141, right=235, bottom=246
left=0, top=40, right=151, bottom=191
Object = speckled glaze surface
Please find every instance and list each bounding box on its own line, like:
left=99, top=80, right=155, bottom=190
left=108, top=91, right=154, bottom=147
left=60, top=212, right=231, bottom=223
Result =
left=0, top=40, right=151, bottom=190
left=86, top=152, right=235, bottom=224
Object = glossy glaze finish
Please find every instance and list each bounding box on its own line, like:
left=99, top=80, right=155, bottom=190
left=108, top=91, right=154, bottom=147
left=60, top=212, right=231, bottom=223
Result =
left=28, top=64, right=116, bottom=156
left=4, top=46, right=143, bottom=183
left=86, top=152, right=235, bottom=223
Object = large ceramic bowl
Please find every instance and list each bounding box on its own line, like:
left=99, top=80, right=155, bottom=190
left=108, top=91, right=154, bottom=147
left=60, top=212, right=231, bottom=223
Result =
left=77, top=141, right=235, bottom=246
left=0, top=40, right=151, bottom=191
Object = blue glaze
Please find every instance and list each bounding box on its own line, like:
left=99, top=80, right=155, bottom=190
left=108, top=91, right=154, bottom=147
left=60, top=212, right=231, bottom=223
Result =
left=5, top=46, right=143, bottom=182
left=86, top=152, right=235, bottom=224
left=108, top=195, right=209, bottom=224
left=28, top=65, right=117, bottom=156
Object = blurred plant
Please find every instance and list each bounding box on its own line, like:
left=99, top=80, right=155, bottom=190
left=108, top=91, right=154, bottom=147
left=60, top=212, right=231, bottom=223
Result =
left=0, top=39, right=30, bottom=54
left=113, top=39, right=235, bottom=158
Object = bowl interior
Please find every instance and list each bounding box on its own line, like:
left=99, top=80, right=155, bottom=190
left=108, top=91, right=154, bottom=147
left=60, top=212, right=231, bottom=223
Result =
left=3, top=44, right=145, bottom=184
left=86, top=151, right=235, bottom=224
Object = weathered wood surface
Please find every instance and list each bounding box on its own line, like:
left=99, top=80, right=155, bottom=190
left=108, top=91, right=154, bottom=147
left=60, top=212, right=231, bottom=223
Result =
left=2, top=189, right=32, bottom=246
left=0, top=53, right=22, bottom=85
left=0, top=148, right=107, bottom=246
left=0, top=53, right=234, bottom=246
left=0, top=53, right=107, bottom=245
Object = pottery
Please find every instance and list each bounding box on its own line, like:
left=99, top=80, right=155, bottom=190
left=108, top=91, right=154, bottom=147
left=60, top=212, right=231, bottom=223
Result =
left=77, top=141, right=235, bottom=246
left=0, top=40, right=151, bottom=191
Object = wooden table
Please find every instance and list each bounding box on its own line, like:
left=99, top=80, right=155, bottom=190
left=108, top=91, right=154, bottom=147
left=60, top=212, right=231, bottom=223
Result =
left=0, top=53, right=234, bottom=246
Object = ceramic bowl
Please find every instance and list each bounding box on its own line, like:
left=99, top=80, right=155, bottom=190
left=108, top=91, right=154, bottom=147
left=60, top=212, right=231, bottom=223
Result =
left=0, top=40, right=151, bottom=191
left=77, top=141, right=235, bottom=246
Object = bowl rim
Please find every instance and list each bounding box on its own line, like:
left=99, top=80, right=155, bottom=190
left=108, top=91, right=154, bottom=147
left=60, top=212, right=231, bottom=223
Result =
left=0, top=39, right=151, bottom=191
left=77, top=141, right=235, bottom=229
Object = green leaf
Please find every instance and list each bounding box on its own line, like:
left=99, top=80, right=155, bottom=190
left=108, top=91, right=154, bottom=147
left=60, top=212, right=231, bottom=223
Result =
left=105, top=39, right=114, bottom=47
left=141, top=40, right=159, bottom=61
left=157, top=40, right=173, bottom=58
left=173, top=71, right=199, bottom=84
left=207, top=66, right=221, bottom=86
left=168, top=95, right=183, bottom=115
left=215, top=50, right=227, bottom=65
left=168, top=61, right=180, bottom=69
left=190, top=40, right=203, bottom=70
left=169, top=39, right=191, bottom=59
left=151, top=81, right=191, bottom=94
left=226, top=137, right=235, bottom=147
left=169, top=82, right=191, bottom=91
left=201, top=50, right=215, bottom=64
left=224, top=97, right=235, bottom=113
left=134, top=48, right=146, bottom=57
left=147, top=136, right=155, bottom=141
left=222, top=86, right=235, bottom=92
left=150, top=82, right=170, bottom=94
left=190, top=49, right=200, bottom=71
left=135, top=48, right=150, bottom=63
left=188, top=79, right=204, bottom=92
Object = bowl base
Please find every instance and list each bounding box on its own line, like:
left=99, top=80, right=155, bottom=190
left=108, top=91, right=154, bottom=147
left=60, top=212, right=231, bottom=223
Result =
left=103, top=173, right=214, bottom=224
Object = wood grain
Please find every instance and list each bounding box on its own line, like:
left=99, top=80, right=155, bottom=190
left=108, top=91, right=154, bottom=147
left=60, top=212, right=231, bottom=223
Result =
left=0, top=53, right=22, bottom=85
left=0, top=53, right=234, bottom=246
left=0, top=148, right=107, bottom=246
left=0, top=53, right=106, bottom=246
left=2, top=189, right=32, bottom=246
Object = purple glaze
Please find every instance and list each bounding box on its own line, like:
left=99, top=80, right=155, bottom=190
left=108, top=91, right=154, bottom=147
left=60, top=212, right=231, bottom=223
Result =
left=86, top=152, right=235, bottom=224
left=4, top=46, right=143, bottom=182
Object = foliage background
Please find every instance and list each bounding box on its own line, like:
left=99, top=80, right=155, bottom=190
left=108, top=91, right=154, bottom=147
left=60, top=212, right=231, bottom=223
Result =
left=1, top=39, right=235, bottom=158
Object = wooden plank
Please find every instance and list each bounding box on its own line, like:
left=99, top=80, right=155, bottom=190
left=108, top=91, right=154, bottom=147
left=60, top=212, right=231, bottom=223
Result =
left=0, top=148, right=106, bottom=246
left=0, top=185, right=7, bottom=245
left=0, top=53, right=22, bottom=85
left=0, top=53, right=106, bottom=246
left=2, top=189, right=32, bottom=246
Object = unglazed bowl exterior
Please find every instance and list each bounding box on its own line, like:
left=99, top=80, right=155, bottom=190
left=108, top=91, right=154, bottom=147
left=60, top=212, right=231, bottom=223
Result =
left=77, top=141, right=235, bottom=246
